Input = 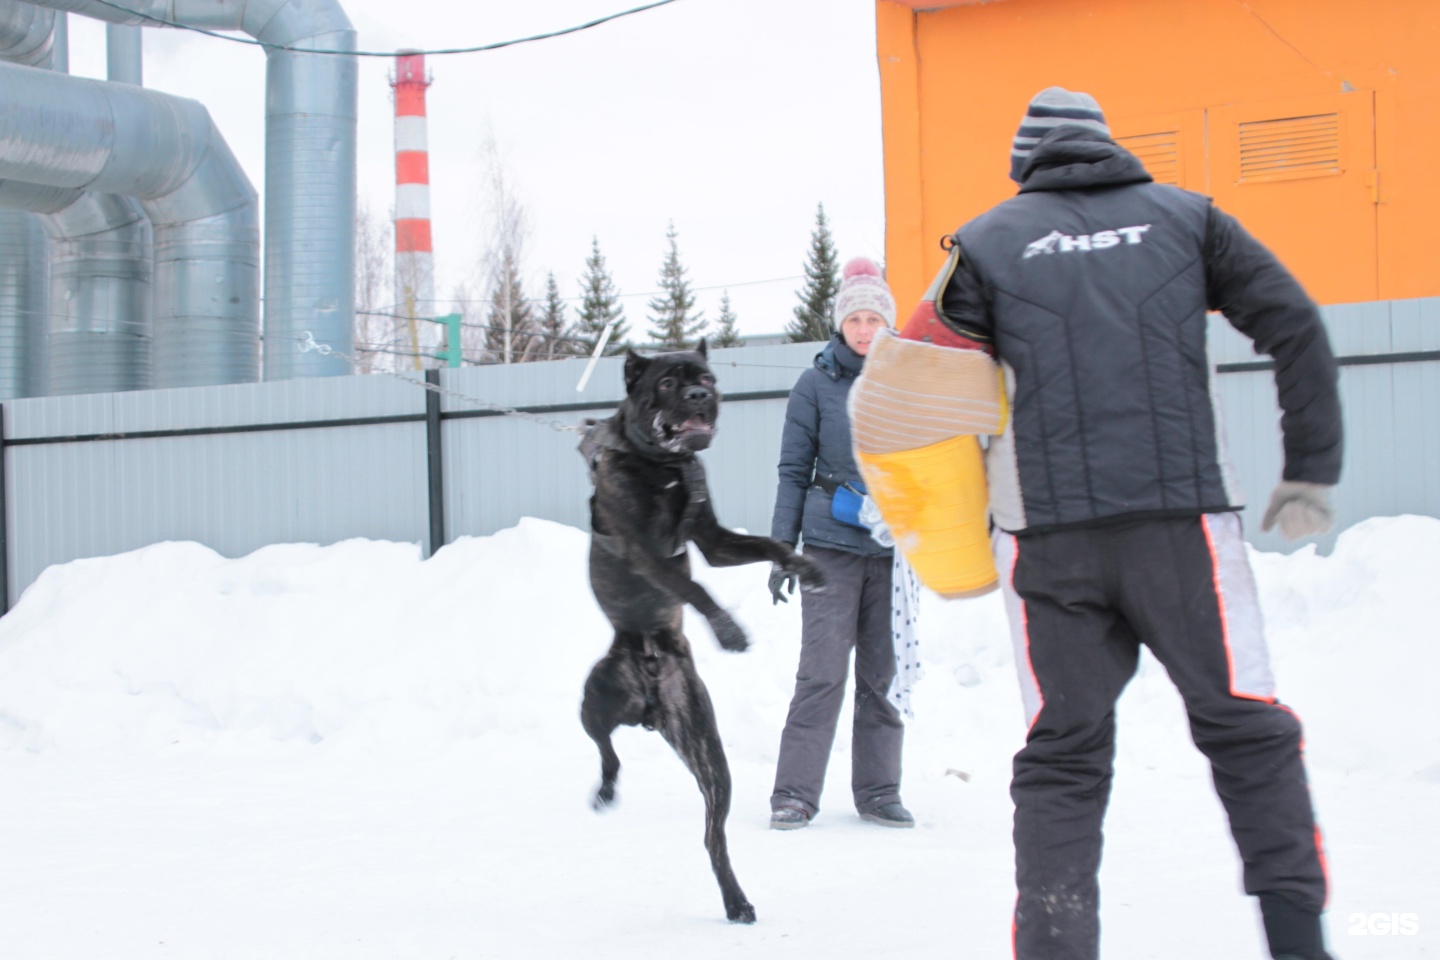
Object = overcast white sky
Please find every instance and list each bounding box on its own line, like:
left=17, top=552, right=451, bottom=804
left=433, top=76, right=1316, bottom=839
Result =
left=64, top=0, right=887, bottom=340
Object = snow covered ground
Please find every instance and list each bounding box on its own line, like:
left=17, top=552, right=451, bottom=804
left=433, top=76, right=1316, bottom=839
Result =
left=0, top=516, right=1435, bottom=959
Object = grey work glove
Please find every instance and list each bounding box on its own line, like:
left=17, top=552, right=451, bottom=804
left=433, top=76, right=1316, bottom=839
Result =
left=1260, top=481, right=1336, bottom=541
left=768, top=562, right=798, bottom=605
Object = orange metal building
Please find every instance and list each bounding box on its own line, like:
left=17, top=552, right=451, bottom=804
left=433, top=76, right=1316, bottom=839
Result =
left=876, top=0, right=1440, bottom=315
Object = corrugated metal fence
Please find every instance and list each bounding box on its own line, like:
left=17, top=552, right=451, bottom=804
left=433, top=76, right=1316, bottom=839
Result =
left=3, top=301, right=1438, bottom=611
left=0, top=342, right=803, bottom=612
left=1210, top=296, right=1440, bottom=553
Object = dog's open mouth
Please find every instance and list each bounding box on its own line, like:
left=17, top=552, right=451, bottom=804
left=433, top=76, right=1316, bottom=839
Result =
left=655, top=413, right=715, bottom=448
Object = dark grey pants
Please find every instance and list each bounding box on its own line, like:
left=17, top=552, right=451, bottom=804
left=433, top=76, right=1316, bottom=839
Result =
left=771, top=545, right=903, bottom=817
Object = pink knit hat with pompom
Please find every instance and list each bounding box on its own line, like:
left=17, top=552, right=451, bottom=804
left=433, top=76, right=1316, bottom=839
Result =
left=833, top=257, right=896, bottom=329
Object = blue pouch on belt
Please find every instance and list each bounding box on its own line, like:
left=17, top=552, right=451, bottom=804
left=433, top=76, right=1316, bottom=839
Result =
left=826, top=479, right=871, bottom=530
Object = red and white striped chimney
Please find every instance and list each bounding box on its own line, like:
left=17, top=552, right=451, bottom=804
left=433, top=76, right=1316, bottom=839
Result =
left=391, top=50, right=435, bottom=364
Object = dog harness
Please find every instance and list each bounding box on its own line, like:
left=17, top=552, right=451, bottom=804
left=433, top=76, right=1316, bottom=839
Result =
left=580, top=416, right=709, bottom=559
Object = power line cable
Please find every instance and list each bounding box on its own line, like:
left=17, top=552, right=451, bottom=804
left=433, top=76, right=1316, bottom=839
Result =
left=295, top=332, right=588, bottom=433
left=9, top=307, right=812, bottom=360
left=86, top=0, right=682, bottom=57
left=356, top=310, right=595, bottom=351
left=401, top=273, right=806, bottom=306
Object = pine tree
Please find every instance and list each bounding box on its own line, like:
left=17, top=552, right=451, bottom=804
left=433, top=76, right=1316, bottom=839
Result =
left=647, top=221, right=706, bottom=349
left=787, top=202, right=841, bottom=343
left=711, top=291, right=743, bottom=348
left=484, top=246, right=537, bottom=363
left=537, top=271, right=576, bottom=360
left=576, top=236, right=629, bottom=356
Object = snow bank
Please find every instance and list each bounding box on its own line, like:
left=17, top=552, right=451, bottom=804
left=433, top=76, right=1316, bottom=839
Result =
left=1251, top=515, right=1440, bottom=781
left=0, top=514, right=1434, bottom=784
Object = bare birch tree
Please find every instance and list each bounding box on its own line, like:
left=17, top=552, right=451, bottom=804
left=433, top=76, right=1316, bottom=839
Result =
left=473, top=131, right=542, bottom=363
left=353, top=199, right=395, bottom=373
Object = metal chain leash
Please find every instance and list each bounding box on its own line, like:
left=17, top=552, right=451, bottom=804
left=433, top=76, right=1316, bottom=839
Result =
left=298, top=332, right=587, bottom=434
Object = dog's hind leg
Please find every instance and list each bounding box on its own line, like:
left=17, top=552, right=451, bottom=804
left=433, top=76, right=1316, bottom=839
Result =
left=654, top=651, right=756, bottom=924
left=583, top=719, right=621, bottom=811
left=581, top=644, right=646, bottom=811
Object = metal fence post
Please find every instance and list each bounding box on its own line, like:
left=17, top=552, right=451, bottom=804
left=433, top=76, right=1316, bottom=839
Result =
left=424, top=368, right=446, bottom=558
left=1, top=403, right=9, bottom=615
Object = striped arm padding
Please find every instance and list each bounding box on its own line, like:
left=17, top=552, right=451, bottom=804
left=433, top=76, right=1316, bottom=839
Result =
left=848, top=329, right=1005, bottom=598
left=849, top=329, right=1007, bottom=454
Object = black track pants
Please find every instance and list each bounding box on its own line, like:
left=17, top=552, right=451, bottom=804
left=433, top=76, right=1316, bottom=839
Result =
left=994, top=514, right=1328, bottom=960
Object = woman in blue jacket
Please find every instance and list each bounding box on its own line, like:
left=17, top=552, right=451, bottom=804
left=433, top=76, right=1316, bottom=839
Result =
left=767, top=257, right=912, bottom=830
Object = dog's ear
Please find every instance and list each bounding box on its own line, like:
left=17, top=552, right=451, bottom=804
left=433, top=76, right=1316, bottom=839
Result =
left=623, top=349, right=651, bottom=394
left=695, top=338, right=708, bottom=359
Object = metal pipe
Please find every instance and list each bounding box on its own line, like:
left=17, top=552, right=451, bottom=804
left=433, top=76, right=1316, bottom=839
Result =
left=105, top=22, right=140, bottom=84
left=261, top=10, right=357, bottom=379
left=0, top=177, right=153, bottom=397
left=0, top=183, right=151, bottom=399
left=147, top=111, right=260, bottom=388
left=0, top=210, right=49, bottom=399
left=0, top=59, right=260, bottom=388
left=48, top=2, right=61, bottom=71
left=0, top=140, right=153, bottom=397
left=43, top=192, right=153, bottom=395
left=0, top=1, right=57, bottom=398
left=24, top=0, right=358, bottom=380
left=0, top=0, right=54, bottom=67
left=100, top=20, right=149, bottom=391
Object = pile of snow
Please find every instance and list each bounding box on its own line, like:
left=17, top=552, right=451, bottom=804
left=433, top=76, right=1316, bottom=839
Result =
left=1249, top=516, right=1440, bottom=782
left=0, top=515, right=1435, bottom=958
left=3, top=515, right=1434, bottom=779
left=0, top=518, right=1016, bottom=771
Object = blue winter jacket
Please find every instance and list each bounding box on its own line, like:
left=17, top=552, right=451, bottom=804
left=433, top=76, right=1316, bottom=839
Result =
left=770, top=334, right=891, bottom=557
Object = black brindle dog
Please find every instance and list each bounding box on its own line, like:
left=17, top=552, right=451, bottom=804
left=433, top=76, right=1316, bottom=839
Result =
left=579, top=341, right=825, bottom=924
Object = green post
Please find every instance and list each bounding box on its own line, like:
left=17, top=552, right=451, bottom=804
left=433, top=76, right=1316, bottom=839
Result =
left=438, top=313, right=462, bottom=368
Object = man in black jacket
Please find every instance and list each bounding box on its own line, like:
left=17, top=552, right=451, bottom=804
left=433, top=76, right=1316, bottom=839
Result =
left=936, top=88, right=1341, bottom=960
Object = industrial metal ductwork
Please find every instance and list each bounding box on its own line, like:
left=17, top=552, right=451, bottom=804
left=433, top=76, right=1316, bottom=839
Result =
left=0, top=209, right=49, bottom=399
left=1, top=2, right=158, bottom=397
left=1, top=4, right=157, bottom=397
left=24, top=0, right=359, bottom=379
left=106, top=23, right=140, bottom=84
left=45, top=193, right=154, bottom=394
left=0, top=179, right=155, bottom=397
left=0, top=58, right=260, bottom=388
left=0, top=0, right=52, bottom=65
left=0, top=1, right=55, bottom=399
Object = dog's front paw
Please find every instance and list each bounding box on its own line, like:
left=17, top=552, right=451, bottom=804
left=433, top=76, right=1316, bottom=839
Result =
left=591, top=783, right=617, bottom=811
left=712, top=614, right=749, bottom=653
left=726, top=898, right=756, bottom=924
left=787, top=555, right=828, bottom=593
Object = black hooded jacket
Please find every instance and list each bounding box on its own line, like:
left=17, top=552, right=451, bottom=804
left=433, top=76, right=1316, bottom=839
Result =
left=940, top=128, right=1342, bottom=534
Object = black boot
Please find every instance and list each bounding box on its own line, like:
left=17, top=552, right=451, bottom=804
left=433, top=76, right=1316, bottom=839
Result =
left=859, top=801, right=915, bottom=828
left=1260, top=892, right=1334, bottom=960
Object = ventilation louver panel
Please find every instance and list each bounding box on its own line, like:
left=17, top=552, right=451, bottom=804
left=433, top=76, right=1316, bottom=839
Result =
left=1238, top=113, right=1341, bottom=182
left=1115, top=131, right=1181, bottom=186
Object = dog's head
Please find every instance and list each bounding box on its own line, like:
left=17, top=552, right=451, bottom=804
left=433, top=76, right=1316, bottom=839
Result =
left=621, top=339, right=719, bottom=454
